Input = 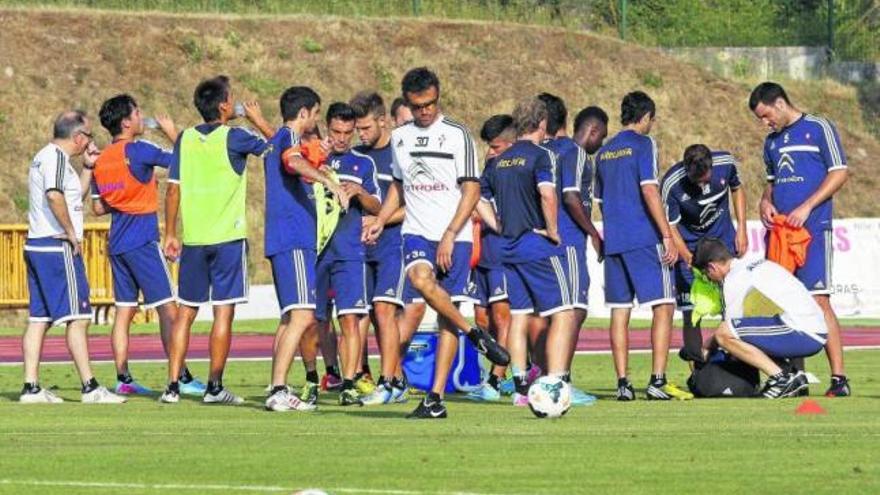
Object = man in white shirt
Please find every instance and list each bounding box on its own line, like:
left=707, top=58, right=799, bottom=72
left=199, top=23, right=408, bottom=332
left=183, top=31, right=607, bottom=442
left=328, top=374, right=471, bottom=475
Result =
left=693, top=237, right=828, bottom=399
left=364, top=67, right=509, bottom=419
left=21, top=110, right=125, bottom=404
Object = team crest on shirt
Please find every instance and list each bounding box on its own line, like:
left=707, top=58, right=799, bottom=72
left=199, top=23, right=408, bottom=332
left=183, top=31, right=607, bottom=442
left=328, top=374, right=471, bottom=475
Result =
left=438, top=134, right=446, bottom=148
left=783, top=133, right=789, bottom=144
left=805, top=133, right=811, bottom=141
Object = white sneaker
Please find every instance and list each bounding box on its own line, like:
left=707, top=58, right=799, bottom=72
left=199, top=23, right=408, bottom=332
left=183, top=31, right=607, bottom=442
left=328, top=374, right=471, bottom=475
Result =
left=265, top=388, right=316, bottom=412
left=20, top=388, right=64, bottom=404
left=203, top=388, right=245, bottom=405
left=159, top=389, right=179, bottom=404
left=81, top=386, right=127, bottom=404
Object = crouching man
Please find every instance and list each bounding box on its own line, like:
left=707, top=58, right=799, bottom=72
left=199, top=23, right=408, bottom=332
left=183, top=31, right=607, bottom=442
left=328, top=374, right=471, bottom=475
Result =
left=692, top=237, right=827, bottom=399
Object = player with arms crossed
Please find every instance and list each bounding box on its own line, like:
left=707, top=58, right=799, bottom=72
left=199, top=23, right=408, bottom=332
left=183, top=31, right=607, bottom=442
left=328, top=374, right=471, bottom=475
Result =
left=363, top=67, right=509, bottom=419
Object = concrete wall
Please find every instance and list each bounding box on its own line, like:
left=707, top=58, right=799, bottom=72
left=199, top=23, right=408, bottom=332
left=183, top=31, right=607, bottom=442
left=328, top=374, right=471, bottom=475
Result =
left=665, top=46, right=879, bottom=83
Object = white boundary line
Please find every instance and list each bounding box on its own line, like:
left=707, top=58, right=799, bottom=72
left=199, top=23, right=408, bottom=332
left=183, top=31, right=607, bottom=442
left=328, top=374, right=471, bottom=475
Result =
left=0, top=479, right=511, bottom=495
left=1, top=346, right=879, bottom=367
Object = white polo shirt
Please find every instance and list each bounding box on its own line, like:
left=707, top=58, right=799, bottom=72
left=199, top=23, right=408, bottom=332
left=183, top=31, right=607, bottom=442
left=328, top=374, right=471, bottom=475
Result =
left=723, top=258, right=828, bottom=337
left=28, top=143, right=84, bottom=240
left=390, top=114, right=479, bottom=243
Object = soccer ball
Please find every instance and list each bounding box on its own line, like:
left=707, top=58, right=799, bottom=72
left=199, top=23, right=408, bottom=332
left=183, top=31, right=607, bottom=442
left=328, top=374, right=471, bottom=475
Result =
left=527, top=376, right=571, bottom=418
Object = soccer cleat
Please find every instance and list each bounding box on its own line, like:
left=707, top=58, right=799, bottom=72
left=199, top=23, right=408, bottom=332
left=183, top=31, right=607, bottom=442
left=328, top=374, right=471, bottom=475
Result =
left=321, top=373, right=343, bottom=391
left=646, top=382, right=694, bottom=401
left=19, top=388, right=64, bottom=404
left=616, top=381, right=636, bottom=401
left=825, top=376, right=851, bottom=397
left=762, top=371, right=808, bottom=399
left=338, top=388, right=363, bottom=406
left=406, top=396, right=447, bottom=419
left=159, top=388, right=179, bottom=404
left=466, top=327, right=510, bottom=366
left=526, top=364, right=543, bottom=385
left=465, top=383, right=501, bottom=402
left=355, top=375, right=377, bottom=395
left=499, top=377, right=515, bottom=395
left=300, top=382, right=319, bottom=406
left=569, top=386, right=597, bottom=406
left=512, top=392, right=529, bottom=407
left=265, top=388, right=316, bottom=412
left=179, top=378, right=207, bottom=396
left=115, top=380, right=153, bottom=395
left=203, top=388, right=245, bottom=405
left=390, top=385, right=408, bottom=403
left=361, top=384, right=393, bottom=406
left=81, top=386, right=127, bottom=404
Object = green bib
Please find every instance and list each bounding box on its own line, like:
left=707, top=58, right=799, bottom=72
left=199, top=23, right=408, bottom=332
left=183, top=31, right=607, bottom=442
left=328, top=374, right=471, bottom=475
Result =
left=179, top=125, right=247, bottom=245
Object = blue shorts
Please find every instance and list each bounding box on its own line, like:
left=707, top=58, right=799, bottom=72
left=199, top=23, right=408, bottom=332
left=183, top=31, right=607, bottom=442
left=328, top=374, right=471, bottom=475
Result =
left=316, top=257, right=369, bottom=321
left=178, top=239, right=248, bottom=307
left=796, top=228, right=832, bottom=295
left=729, top=316, right=826, bottom=358
left=402, top=235, right=473, bottom=304
left=604, top=243, right=675, bottom=308
left=564, top=244, right=589, bottom=310
left=366, top=250, right=405, bottom=307
left=505, top=255, right=572, bottom=317
left=470, top=265, right=508, bottom=308
left=269, top=248, right=317, bottom=315
left=110, top=241, right=175, bottom=308
left=25, top=238, right=92, bottom=326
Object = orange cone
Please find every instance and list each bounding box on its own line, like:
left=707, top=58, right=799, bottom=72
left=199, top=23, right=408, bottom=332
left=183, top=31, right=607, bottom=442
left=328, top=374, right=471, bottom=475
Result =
left=795, top=399, right=827, bottom=415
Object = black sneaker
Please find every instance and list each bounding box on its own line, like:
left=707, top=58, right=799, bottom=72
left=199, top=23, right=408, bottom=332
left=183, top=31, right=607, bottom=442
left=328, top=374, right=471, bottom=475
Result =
left=466, top=327, right=510, bottom=366
left=616, top=380, right=636, bottom=401
left=825, top=376, right=851, bottom=397
left=338, top=388, right=363, bottom=407
left=406, top=396, right=447, bottom=419
left=761, top=371, right=808, bottom=399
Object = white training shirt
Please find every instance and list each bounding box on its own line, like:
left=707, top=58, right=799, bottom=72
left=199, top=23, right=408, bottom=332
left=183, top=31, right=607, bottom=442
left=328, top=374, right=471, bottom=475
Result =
left=723, top=258, right=828, bottom=337
left=28, top=143, right=84, bottom=240
left=390, top=114, right=479, bottom=243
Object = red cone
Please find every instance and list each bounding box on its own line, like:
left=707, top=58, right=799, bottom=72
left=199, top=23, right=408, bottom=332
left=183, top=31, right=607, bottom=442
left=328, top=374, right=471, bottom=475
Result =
left=795, top=399, right=827, bottom=415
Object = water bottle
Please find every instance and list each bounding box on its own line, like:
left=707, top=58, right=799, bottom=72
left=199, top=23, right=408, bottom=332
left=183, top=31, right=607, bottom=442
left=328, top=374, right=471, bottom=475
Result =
left=234, top=102, right=246, bottom=118
left=143, top=117, right=160, bottom=129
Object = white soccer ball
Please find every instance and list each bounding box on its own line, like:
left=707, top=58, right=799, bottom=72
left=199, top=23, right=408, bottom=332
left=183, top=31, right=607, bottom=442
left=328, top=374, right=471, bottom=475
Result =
left=527, top=376, right=571, bottom=418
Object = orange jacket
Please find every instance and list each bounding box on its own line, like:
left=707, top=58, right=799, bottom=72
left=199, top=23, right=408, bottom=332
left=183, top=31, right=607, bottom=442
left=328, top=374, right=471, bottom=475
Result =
left=766, top=214, right=812, bottom=273
left=93, top=140, right=158, bottom=214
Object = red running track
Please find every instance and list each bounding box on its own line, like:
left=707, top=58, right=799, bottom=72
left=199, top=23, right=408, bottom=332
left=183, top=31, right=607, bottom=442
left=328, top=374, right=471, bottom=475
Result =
left=1, top=328, right=878, bottom=363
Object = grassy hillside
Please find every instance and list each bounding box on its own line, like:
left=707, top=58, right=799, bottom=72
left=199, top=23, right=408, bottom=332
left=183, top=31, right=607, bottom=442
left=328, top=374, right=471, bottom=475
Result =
left=0, top=7, right=878, bottom=283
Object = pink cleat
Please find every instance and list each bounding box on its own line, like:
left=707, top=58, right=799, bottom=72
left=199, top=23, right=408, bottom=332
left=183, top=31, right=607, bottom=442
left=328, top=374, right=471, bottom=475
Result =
left=513, top=392, right=529, bottom=407
left=526, top=365, right=543, bottom=385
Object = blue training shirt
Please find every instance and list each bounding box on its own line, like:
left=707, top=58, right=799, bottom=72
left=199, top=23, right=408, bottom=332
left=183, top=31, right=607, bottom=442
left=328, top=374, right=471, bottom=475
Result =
left=556, top=142, right=593, bottom=246
left=169, top=123, right=268, bottom=182
left=262, top=126, right=317, bottom=257
left=661, top=150, right=741, bottom=251
left=323, top=149, right=380, bottom=262
left=594, top=129, right=661, bottom=255
left=762, top=113, right=846, bottom=232
left=480, top=140, right=561, bottom=263
left=90, top=140, right=172, bottom=255
left=355, top=143, right=401, bottom=262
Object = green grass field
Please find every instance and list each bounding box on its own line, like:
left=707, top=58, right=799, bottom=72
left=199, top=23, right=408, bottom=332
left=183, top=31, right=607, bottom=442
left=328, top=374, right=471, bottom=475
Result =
left=1, top=350, right=878, bottom=494
left=0, top=317, right=877, bottom=338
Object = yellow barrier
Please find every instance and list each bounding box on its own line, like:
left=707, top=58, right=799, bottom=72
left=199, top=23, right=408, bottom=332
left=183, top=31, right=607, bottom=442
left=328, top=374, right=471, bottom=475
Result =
left=1, top=223, right=127, bottom=309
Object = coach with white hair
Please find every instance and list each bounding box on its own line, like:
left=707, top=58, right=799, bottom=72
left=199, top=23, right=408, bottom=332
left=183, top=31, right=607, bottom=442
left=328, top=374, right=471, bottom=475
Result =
left=20, top=110, right=126, bottom=404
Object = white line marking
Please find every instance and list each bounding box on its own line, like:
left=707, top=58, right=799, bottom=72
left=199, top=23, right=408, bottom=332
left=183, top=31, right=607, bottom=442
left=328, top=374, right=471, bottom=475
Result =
left=1, top=345, right=878, bottom=367
left=0, top=479, right=512, bottom=495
